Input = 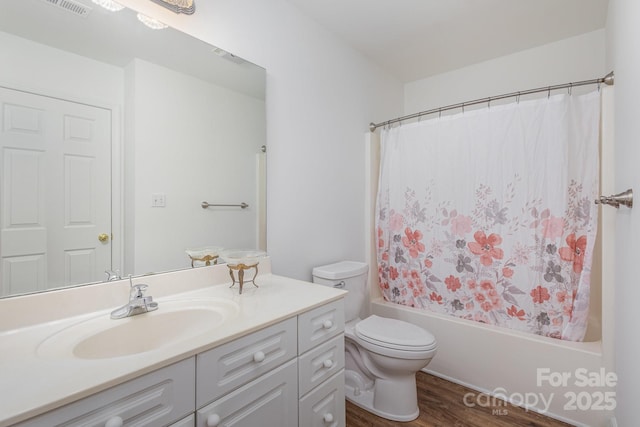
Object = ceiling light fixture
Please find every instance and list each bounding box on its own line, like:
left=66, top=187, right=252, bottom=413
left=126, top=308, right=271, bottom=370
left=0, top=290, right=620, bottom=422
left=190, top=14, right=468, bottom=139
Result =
left=149, top=0, right=195, bottom=15
left=91, top=0, right=124, bottom=12
left=137, top=13, right=169, bottom=30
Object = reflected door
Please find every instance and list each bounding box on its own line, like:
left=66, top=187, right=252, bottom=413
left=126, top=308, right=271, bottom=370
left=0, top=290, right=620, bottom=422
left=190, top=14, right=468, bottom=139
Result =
left=0, top=88, right=111, bottom=296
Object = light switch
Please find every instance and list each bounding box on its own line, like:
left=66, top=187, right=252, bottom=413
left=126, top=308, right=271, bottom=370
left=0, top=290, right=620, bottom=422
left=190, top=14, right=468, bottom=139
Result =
left=151, top=193, right=166, bottom=207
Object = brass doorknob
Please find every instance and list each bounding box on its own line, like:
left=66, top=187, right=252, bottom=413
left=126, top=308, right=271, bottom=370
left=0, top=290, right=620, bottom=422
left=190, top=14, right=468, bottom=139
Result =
left=98, top=233, right=109, bottom=243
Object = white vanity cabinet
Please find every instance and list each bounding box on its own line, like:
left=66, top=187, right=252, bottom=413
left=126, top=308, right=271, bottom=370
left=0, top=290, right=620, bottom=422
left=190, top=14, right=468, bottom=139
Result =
left=17, top=358, right=195, bottom=427
left=196, top=300, right=346, bottom=427
left=14, top=299, right=345, bottom=427
left=297, top=300, right=346, bottom=427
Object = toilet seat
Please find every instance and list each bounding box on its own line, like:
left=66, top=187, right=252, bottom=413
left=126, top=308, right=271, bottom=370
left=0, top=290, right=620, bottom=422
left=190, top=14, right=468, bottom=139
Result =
left=353, top=315, right=437, bottom=358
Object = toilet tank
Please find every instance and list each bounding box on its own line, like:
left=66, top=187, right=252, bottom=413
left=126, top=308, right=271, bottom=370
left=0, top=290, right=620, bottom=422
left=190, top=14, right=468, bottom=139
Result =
left=312, top=261, right=368, bottom=322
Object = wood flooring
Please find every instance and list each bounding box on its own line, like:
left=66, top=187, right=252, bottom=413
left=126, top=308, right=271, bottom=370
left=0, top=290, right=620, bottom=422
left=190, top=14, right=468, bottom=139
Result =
left=345, top=371, right=574, bottom=427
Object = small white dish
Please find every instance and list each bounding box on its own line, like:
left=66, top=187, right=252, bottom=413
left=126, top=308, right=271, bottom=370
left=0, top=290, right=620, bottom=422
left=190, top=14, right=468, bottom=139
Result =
left=220, top=249, right=267, bottom=266
left=186, top=246, right=224, bottom=266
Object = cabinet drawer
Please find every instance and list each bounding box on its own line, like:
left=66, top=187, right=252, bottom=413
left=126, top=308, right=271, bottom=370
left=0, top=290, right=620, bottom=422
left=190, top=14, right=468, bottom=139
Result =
left=196, top=317, right=297, bottom=408
left=18, top=358, right=195, bottom=427
left=196, top=359, right=298, bottom=427
left=298, top=300, right=345, bottom=354
left=299, top=370, right=345, bottom=427
left=298, top=334, right=345, bottom=398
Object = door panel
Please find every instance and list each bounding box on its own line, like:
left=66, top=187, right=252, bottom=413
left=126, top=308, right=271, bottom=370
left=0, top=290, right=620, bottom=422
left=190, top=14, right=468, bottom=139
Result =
left=0, top=88, right=111, bottom=295
left=2, top=254, right=45, bottom=295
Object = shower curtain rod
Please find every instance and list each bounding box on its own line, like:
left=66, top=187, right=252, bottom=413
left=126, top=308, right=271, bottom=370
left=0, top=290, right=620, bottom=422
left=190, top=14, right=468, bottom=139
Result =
left=369, top=71, right=615, bottom=132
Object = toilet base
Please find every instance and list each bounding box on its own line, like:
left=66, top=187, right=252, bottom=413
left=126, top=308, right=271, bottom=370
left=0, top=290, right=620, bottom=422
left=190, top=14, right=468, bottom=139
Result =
left=344, top=381, right=419, bottom=422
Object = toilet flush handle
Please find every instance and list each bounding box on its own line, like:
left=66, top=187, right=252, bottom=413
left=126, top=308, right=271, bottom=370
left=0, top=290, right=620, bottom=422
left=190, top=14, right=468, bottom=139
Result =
left=334, top=280, right=346, bottom=288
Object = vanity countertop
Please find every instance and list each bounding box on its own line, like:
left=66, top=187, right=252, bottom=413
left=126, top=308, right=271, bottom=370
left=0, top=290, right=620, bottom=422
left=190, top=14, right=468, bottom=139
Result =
left=0, top=262, right=346, bottom=426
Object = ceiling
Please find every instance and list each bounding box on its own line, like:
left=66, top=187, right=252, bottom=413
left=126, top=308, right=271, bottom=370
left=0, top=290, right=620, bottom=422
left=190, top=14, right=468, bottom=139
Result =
left=287, top=0, right=610, bottom=83
left=0, top=0, right=264, bottom=99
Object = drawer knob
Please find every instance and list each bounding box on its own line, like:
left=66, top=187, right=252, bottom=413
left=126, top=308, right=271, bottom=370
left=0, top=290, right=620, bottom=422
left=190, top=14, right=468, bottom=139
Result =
left=323, top=413, right=334, bottom=423
left=323, top=359, right=334, bottom=369
left=322, top=320, right=333, bottom=329
left=207, top=413, right=221, bottom=427
left=253, top=351, right=266, bottom=363
left=105, top=416, right=123, bottom=427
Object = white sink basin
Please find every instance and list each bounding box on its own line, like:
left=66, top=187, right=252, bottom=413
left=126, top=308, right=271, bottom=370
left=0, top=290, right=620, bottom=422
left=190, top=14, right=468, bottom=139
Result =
left=37, top=298, right=239, bottom=360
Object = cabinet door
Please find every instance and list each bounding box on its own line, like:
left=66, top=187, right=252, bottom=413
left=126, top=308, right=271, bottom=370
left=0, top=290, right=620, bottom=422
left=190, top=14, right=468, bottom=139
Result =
left=196, top=359, right=298, bottom=427
left=299, top=370, right=345, bottom=427
left=18, top=358, right=195, bottom=427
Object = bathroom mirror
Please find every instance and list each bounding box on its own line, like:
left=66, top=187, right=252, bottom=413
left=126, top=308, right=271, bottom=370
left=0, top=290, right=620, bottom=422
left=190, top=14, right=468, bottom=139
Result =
left=0, top=0, right=266, bottom=297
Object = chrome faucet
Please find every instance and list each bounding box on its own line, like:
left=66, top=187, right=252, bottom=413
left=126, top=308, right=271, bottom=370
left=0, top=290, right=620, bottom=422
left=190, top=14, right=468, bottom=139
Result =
left=110, top=276, right=159, bottom=319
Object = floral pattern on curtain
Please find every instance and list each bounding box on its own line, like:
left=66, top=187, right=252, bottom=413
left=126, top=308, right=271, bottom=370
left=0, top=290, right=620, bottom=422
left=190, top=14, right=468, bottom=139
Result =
left=376, top=92, right=601, bottom=341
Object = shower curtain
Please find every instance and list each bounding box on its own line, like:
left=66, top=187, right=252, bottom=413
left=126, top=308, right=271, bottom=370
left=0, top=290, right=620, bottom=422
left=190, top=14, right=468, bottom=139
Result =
left=376, top=91, right=601, bottom=341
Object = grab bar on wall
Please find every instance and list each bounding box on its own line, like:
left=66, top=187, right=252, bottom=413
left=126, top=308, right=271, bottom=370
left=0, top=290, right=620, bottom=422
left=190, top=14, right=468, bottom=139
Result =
left=201, top=201, right=249, bottom=209
left=595, top=189, right=633, bottom=209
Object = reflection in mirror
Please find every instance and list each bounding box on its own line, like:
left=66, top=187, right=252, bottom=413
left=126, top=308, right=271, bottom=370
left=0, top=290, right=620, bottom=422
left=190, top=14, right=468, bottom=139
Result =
left=0, top=0, right=266, bottom=298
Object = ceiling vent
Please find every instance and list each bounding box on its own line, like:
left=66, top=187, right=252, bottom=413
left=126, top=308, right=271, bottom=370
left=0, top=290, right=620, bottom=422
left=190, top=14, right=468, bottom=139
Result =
left=211, top=47, right=246, bottom=65
left=41, top=0, right=91, bottom=18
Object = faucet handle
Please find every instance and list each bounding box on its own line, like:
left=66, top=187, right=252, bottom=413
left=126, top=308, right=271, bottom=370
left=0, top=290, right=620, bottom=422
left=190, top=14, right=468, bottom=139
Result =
left=104, top=269, right=121, bottom=281
left=131, top=284, right=148, bottom=298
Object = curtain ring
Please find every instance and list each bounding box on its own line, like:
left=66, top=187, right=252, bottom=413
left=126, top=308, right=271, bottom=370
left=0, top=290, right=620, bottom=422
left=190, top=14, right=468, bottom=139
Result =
left=547, top=87, right=551, bottom=99
left=597, top=81, right=601, bottom=92
left=516, top=92, right=520, bottom=104
left=568, top=83, right=573, bottom=95
left=462, top=103, right=465, bottom=113
left=438, top=108, right=442, bottom=119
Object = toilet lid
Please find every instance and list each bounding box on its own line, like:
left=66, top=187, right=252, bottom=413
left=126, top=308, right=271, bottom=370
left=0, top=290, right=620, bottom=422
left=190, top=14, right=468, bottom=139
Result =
left=355, top=315, right=437, bottom=351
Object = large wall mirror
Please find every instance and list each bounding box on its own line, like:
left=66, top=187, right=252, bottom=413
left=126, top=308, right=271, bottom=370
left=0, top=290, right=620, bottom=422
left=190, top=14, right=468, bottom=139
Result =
left=0, top=0, right=266, bottom=298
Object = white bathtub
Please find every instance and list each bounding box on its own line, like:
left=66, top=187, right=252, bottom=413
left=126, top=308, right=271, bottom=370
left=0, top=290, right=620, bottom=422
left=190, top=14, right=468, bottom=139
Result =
left=363, top=88, right=616, bottom=427
left=371, top=296, right=613, bottom=426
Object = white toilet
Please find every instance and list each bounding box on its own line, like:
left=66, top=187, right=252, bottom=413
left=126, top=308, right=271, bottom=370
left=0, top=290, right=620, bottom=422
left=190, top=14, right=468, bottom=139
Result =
left=312, top=261, right=437, bottom=422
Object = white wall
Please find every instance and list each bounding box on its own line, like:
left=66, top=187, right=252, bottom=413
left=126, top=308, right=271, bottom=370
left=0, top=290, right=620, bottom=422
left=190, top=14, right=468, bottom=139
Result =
left=405, top=29, right=606, bottom=114
left=0, top=31, right=123, bottom=108
left=115, top=0, right=404, bottom=281
left=606, top=1, right=640, bottom=425
left=126, top=59, right=265, bottom=274
left=109, top=2, right=640, bottom=423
